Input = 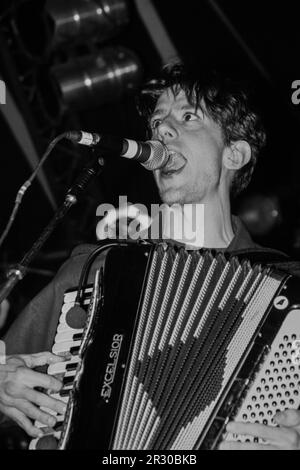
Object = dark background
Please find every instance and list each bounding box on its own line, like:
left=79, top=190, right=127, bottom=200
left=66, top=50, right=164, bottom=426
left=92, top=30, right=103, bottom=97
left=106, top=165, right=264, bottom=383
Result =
left=0, top=0, right=300, bottom=333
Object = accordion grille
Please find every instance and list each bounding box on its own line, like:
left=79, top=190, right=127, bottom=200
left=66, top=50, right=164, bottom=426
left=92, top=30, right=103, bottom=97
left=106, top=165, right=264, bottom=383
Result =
left=112, top=245, right=283, bottom=450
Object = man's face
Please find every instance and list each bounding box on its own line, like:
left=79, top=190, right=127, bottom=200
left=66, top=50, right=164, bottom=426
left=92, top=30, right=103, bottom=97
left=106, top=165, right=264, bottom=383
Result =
left=150, top=88, right=227, bottom=205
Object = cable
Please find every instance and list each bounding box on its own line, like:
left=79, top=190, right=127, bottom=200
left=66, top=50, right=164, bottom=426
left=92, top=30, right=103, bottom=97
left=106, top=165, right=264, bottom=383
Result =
left=0, top=132, right=67, bottom=250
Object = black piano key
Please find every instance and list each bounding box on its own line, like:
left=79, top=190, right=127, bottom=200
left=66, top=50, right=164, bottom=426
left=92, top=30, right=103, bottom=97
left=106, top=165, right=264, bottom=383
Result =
left=70, top=346, right=80, bottom=355
left=66, top=362, right=78, bottom=371
left=73, top=333, right=83, bottom=341
left=63, top=375, right=74, bottom=386
left=53, top=422, right=64, bottom=433
left=60, top=388, right=71, bottom=397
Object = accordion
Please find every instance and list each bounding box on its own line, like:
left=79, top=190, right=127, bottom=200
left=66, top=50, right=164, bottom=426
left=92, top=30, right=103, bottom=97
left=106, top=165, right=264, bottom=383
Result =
left=30, top=242, right=300, bottom=450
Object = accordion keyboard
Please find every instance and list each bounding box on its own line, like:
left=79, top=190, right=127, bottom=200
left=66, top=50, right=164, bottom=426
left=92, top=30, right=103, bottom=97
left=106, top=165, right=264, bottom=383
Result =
left=29, top=285, right=93, bottom=449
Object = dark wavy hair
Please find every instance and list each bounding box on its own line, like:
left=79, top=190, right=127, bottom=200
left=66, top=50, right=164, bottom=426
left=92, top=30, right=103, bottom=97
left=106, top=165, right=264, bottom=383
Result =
left=136, top=63, right=266, bottom=197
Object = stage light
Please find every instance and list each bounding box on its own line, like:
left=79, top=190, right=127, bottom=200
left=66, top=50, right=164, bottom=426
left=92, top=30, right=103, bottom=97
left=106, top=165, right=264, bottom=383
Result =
left=45, top=0, right=129, bottom=47
left=50, top=46, right=142, bottom=110
left=12, top=0, right=129, bottom=59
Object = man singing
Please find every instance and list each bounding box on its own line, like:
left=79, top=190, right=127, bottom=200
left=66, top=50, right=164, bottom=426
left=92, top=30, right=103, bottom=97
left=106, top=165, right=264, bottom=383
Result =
left=0, top=63, right=299, bottom=449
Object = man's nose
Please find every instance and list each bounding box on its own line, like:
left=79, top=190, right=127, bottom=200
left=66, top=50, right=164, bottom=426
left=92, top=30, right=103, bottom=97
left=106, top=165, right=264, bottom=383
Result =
left=155, top=119, right=178, bottom=142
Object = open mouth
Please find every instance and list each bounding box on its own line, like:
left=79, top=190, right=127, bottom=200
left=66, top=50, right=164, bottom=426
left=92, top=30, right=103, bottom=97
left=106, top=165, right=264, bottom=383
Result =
left=160, top=151, right=186, bottom=177
left=161, top=166, right=185, bottom=177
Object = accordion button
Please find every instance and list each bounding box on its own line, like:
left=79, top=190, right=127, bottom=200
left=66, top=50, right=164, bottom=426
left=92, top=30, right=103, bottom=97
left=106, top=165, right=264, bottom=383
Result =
left=65, top=305, right=87, bottom=329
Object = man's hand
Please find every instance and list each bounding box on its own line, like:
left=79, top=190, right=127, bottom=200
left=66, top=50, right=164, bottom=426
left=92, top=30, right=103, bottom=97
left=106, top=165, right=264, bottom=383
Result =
left=219, top=409, right=300, bottom=450
left=0, top=352, right=68, bottom=438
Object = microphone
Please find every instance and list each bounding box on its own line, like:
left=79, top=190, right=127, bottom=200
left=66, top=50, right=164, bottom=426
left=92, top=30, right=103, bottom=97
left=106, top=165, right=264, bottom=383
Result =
left=65, top=130, right=169, bottom=170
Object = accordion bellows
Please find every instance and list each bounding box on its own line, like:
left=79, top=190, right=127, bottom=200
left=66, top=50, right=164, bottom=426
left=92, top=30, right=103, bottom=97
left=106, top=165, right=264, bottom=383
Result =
left=30, top=243, right=300, bottom=450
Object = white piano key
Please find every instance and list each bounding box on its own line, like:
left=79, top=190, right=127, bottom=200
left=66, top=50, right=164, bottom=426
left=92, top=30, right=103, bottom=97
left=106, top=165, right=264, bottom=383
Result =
left=63, top=287, right=93, bottom=303
left=64, top=370, right=76, bottom=378
left=29, top=438, right=38, bottom=450
left=55, top=414, right=65, bottom=423
left=52, top=340, right=81, bottom=355
left=55, top=330, right=83, bottom=343
left=50, top=393, right=69, bottom=403
left=61, top=383, right=73, bottom=391
left=57, top=323, right=83, bottom=334
left=48, top=360, right=79, bottom=375
left=63, top=292, right=78, bottom=303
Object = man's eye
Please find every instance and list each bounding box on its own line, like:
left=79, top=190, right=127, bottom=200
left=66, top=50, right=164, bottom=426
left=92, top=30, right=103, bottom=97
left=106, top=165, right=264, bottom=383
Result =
left=183, top=113, right=198, bottom=122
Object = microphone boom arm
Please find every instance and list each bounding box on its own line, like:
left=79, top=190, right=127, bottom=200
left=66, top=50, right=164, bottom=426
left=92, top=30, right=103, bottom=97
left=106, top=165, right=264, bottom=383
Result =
left=0, top=156, right=105, bottom=304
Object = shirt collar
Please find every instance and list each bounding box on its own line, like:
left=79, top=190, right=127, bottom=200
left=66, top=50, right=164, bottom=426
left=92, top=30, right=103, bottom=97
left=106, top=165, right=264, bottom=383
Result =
left=225, top=215, right=259, bottom=252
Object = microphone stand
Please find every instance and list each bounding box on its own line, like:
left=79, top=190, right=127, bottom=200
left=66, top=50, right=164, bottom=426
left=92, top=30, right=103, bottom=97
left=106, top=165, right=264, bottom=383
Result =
left=0, top=155, right=105, bottom=304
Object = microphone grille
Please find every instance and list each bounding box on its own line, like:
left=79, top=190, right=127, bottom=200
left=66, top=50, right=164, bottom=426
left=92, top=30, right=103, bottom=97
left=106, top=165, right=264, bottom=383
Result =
left=141, top=140, right=169, bottom=170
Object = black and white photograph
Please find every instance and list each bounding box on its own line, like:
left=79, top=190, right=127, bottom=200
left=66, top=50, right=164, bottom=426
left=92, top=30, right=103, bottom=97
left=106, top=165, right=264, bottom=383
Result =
left=0, top=0, right=299, bottom=455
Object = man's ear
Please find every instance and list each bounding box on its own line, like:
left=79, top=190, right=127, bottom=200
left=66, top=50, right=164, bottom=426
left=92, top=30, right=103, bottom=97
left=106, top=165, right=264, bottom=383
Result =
left=223, top=141, right=251, bottom=170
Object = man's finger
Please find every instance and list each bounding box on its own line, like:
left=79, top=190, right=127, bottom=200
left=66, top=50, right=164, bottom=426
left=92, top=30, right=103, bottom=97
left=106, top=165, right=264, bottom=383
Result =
left=6, top=356, right=26, bottom=367
left=219, top=440, right=277, bottom=450
left=14, top=367, right=62, bottom=392
left=3, top=406, right=43, bottom=438
left=0, top=363, right=20, bottom=373
left=22, top=387, right=66, bottom=415
left=18, top=352, right=70, bottom=368
left=13, top=398, right=57, bottom=428
left=226, top=421, right=293, bottom=444
left=274, top=409, right=300, bottom=427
